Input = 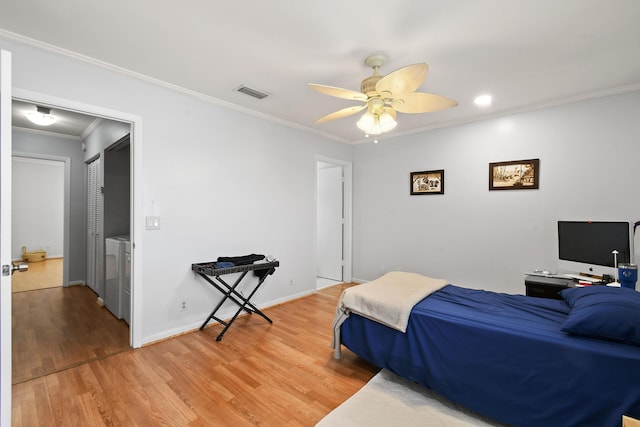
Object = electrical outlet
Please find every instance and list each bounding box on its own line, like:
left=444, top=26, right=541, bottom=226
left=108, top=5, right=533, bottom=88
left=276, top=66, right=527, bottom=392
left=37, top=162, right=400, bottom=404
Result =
left=180, top=300, right=187, bottom=312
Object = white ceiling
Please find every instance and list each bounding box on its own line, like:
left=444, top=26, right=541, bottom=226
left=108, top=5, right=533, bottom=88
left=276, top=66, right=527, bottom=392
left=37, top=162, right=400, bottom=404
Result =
left=2, top=0, right=640, bottom=143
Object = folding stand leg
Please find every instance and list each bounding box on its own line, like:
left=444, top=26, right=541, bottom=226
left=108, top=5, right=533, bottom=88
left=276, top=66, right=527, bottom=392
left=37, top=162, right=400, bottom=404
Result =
left=198, top=267, right=275, bottom=341
left=199, top=271, right=250, bottom=331
left=212, top=268, right=275, bottom=341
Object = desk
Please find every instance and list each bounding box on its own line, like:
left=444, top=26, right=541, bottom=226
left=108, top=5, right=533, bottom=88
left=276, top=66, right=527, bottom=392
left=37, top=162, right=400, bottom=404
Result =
left=192, top=260, right=279, bottom=341
left=524, top=275, right=574, bottom=299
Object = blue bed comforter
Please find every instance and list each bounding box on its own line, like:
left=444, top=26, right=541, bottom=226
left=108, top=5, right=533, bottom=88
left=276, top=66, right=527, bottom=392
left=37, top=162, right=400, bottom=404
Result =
left=340, top=284, right=640, bottom=427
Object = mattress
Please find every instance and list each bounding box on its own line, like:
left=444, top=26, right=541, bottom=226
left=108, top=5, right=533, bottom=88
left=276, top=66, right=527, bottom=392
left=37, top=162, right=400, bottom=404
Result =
left=339, top=284, right=640, bottom=427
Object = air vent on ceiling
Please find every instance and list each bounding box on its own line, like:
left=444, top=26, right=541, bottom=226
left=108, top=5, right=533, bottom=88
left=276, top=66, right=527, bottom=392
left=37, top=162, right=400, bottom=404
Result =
left=236, top=85, right=269, bottom=100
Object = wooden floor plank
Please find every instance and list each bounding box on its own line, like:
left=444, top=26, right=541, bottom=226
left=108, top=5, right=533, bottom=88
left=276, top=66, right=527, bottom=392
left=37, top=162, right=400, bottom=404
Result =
left=12, top=283, right=377, bottom=426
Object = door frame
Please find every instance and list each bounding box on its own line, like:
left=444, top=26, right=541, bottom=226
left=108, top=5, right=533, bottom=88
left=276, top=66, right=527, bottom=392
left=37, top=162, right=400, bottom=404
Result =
left=13, top=87, right=144, bottom=348
left=1, top=48, right=13, bottom=427
left=315, top=155, right=352, bottom=285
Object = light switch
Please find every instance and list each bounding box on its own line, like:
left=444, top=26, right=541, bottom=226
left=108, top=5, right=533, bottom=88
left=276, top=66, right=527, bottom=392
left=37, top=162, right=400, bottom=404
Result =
left=146, top=216, right=160, bottom=230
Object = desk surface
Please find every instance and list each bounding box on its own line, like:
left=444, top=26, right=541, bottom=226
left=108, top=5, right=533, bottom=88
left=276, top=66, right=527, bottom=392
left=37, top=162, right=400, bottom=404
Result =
left=524, top=274, right=574, bottom=287
left=192, top=261, right=280, bottom=276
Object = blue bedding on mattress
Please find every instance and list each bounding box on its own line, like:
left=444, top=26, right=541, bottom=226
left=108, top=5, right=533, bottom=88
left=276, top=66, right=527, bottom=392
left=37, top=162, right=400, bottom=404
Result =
left=340, top=284, right=640, bottom=427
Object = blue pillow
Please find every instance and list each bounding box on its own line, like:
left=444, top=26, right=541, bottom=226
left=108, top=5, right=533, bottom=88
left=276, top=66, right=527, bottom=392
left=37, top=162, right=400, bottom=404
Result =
left=559, top=286, right=640, bottom=345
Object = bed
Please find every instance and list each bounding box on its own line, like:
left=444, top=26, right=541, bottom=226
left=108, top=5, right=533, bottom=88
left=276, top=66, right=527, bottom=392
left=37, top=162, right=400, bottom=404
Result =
left=333, top=272, right=640, bottom=427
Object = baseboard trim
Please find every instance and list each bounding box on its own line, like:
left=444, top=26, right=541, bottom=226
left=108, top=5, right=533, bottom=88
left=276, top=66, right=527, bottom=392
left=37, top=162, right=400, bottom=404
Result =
left=141, top=289, right=316, bottom=346
left=68, top=280, right=86, bottom=287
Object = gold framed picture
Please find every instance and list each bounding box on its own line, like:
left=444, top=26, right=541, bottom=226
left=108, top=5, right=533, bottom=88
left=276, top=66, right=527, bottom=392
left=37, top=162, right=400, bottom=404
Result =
left=411, top=170, right=444, bottom=195
left=489, top=159, right=539, bottom=190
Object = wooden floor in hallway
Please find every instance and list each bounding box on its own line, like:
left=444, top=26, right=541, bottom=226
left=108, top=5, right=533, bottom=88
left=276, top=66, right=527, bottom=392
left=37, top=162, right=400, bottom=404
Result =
left=12, top=285, right=130, bottom=384
left=12, top=258, right=63, bottom=293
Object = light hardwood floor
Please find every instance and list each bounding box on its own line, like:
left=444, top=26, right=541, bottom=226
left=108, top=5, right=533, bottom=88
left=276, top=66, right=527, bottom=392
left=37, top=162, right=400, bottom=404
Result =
left=12, top=258, right=63, bottom=293
left=12, top=285, right=130, bottom=384
left=12, top=283, right=378, bottom=426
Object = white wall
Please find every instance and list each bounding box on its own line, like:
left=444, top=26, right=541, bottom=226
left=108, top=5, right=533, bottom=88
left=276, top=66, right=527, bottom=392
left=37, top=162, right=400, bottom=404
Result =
left=11, top=157, right=64, bottom=259
left=84, top=119, right=131, bottom=161
left=1, top=35, right=352, bottom=344
left=352, top=90, right=640, bottom=294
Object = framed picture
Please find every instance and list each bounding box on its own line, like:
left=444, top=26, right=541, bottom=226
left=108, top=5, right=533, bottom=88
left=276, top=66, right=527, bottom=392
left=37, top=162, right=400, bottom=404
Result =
left=411, top=170, right=444, bottom=195
left=489, top=159, right=540, bottom=190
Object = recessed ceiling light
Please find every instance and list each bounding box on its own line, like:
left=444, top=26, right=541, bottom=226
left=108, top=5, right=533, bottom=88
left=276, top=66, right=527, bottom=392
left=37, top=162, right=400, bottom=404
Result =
left=474, top=94, right=492, bottom=107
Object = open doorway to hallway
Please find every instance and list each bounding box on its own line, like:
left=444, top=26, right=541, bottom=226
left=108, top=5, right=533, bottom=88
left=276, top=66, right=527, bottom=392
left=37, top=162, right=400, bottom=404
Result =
left=11, top=97, right=134, bottom=383
left=316, top=157, right=353, bottom=289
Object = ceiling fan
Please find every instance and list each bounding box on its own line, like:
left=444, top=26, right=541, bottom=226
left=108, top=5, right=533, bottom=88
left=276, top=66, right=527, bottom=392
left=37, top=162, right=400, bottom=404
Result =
left=309, top=54, right=457, bottom=135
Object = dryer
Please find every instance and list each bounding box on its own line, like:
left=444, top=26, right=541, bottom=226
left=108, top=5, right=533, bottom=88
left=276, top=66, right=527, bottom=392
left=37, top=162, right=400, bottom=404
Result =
left=104, top=235, right=129, bottom=319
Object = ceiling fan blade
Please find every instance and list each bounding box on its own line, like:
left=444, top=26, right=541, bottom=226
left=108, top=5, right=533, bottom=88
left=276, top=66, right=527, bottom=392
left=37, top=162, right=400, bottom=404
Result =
left=376, top=63, right=428, bottom=97
left=391, top=92, right=457, bottom=113
left=308, top=84, right=368, bottom=101
left=315, top=105, right=366, bottom=124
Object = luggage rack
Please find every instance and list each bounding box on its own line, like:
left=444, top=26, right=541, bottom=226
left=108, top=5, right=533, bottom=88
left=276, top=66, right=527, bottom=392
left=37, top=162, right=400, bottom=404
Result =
left=192, top=260, right=279, bottom=341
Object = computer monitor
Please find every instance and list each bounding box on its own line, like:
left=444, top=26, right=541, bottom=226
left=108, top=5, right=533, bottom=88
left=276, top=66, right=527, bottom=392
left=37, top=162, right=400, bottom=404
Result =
left=557, top=220, right=632, bottom=278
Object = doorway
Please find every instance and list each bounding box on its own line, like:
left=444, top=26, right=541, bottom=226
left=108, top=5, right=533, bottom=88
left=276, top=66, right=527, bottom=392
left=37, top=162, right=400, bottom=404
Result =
left=12, top=88, right=142, bottom=349
left=316, top=157, right=352, bottom=289
left=10, top=94, right=141, bottom=387
left=11, top=156, right=64, bottom=292
left=10, top=103, right=132, bottom=384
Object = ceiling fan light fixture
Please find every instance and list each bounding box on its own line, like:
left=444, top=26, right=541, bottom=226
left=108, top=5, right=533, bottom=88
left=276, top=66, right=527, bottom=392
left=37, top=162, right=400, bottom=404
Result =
left=357, top=110, right=397, bottom=135
left=309, top=54, right=456, bottom=138
left=378, top=111, right=397, bottom=132
left=356, top=111, right=377, bottom=134
left=26, top=106, right=56, bottom=126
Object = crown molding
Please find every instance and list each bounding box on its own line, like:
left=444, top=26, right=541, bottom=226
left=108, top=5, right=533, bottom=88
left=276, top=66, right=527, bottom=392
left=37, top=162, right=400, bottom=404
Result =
left=3, top=29, right=638, bottom=146
left=352, top=82, right=640, bottom=144
left=0, top=29, right=348, bottom=143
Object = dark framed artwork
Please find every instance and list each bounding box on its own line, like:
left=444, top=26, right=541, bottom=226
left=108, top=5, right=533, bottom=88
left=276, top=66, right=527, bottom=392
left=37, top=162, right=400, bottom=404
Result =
left=489, top=159, right=540, bottom=190
left=411, top=170, right=444, bottom=195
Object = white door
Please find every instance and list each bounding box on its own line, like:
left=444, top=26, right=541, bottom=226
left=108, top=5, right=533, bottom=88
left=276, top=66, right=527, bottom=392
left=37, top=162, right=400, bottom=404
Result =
left=87, top=157, right=102, bottom=295
left=317, top=165, right=343, bottom=281
left=0, top=49, right=13, bottom=426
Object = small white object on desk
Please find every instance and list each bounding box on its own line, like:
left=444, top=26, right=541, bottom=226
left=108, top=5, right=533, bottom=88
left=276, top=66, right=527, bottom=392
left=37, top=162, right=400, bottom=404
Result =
left=563, top=274, right=600, bottom=283
left=528, top=269, right=555, bottom=276
left=612, top=249, right=620, bottom=282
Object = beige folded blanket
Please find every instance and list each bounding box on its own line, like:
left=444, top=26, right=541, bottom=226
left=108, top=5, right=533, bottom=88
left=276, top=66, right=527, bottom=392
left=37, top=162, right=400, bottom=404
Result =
left=331, top=271, right=448, bottom=359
